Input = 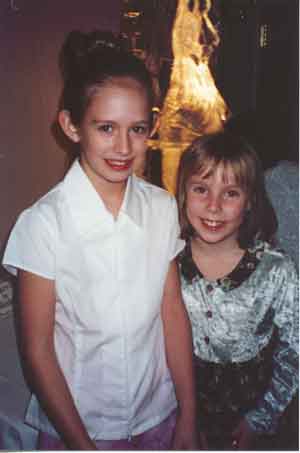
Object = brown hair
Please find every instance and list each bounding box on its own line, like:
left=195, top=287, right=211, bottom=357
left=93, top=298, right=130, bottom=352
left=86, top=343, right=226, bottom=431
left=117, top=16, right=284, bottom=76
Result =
left=176, top=130, right=277, bottom=248
left=59, top=30, right=154, bottom=126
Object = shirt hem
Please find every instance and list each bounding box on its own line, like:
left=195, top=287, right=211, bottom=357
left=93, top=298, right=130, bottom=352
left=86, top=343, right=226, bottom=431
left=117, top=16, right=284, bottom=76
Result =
left=25, top=402, right=178, bottom=441
left=2, top=261, right=54, bottom=280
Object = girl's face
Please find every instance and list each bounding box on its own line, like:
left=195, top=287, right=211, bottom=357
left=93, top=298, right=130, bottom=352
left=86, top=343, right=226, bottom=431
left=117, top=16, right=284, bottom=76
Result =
left=63, top=77, right=151, bottom=196
left=186, top=163, right=249, bottom=248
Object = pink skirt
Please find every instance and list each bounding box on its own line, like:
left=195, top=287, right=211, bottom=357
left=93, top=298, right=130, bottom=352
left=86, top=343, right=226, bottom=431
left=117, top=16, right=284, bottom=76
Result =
left=37, top=409, right=177, bottom=450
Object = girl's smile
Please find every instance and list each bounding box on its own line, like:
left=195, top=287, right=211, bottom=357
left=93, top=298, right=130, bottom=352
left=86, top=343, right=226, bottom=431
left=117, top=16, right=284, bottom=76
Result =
left=104, top=158, right=134, bottom=171
left=201, top=218, right=226, bottom=232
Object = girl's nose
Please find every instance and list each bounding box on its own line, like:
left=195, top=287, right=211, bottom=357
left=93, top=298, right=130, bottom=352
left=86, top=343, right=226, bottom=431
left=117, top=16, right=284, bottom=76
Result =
left=207, top=194, right=221, bottom=212
left=117, top=131, right=131, bottom=156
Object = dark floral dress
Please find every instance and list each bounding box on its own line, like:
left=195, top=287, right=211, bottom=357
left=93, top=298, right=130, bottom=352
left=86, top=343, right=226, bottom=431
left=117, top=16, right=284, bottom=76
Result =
left=178, top=240, right=299, bottom=450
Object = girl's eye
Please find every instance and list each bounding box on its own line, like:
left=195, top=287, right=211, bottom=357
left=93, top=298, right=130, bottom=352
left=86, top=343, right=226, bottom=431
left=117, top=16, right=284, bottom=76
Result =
left=132, top=125, right=148, bottom=135
left=193, top=185, right=207, bottom=194
left=98, top=124, right=113, bottom=133
left=225, top=189, right=240, bottom=198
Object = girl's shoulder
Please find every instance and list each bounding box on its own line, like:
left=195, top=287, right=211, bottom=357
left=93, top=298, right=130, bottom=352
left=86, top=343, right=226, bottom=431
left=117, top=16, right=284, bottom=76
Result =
left=3, top=183, right=63, bottom=279
left=133, top=175, right=173, bottom=198
left=254, top=240, right=294, bottom=263
left=22, top=181, right=64, bottom=222
left=14, top=181, right=65, bottom=242
left=252, top=240, right=298, bottom=282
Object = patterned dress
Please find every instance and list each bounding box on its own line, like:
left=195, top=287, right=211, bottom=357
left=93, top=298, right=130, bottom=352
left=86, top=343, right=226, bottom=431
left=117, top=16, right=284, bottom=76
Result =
left=178, top=240, right=299, bottom=449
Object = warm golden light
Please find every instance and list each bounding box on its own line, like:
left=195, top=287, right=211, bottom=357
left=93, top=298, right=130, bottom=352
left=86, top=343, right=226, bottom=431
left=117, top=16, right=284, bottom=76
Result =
left=148, top=0, right=230, bottom=193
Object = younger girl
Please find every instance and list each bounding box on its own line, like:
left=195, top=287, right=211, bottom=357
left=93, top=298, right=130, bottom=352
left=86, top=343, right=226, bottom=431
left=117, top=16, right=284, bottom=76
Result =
left=176, top=130, right=299, bottom=450
left=2, top=30, right=197, bottom=450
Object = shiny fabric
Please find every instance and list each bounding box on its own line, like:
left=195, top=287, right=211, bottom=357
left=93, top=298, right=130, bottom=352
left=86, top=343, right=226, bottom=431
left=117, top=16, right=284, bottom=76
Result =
left=3, top=160, right=184, bottom=440
left=178, top=240, right=299, bottom=434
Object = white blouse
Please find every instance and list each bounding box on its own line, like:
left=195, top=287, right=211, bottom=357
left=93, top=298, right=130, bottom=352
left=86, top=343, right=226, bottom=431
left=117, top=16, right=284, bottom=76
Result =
left=3, top=160, right=185, bottom=440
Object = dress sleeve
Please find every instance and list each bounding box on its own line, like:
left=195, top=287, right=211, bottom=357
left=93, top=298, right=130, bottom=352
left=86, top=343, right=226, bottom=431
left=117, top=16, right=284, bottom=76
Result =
left=245, top=257, right=299, bottom=434
left=2, top=207, right=56, bottom=280
left=167, top=196, right=185, bottom=261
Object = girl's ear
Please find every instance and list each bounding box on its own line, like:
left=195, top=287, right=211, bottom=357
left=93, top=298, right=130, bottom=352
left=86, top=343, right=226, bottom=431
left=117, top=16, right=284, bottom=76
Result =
left=58, top=110, right=80, bottom=143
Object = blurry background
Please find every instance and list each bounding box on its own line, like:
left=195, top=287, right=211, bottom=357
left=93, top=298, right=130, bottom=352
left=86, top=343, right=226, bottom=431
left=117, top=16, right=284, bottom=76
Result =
left=121, top=0, right=299, bottom=171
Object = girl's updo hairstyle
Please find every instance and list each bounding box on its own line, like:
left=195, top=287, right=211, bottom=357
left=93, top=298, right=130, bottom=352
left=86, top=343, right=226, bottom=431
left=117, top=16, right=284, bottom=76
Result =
left=59, top=30, right=154, bottom=125
left=176, top=129, right=278, bottom=248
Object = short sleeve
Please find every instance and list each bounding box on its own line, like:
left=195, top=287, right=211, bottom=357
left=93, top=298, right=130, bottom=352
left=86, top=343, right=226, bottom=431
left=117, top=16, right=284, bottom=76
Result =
left=2, top=207, right=56, bottom=280
left=167, top=196, right=185, bottom=261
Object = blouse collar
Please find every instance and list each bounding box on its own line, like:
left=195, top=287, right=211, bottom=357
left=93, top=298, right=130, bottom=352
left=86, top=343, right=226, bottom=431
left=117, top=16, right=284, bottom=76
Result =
left=62, top=159, right=144, bottom=235
left=178, top=239, right=266, bottom=291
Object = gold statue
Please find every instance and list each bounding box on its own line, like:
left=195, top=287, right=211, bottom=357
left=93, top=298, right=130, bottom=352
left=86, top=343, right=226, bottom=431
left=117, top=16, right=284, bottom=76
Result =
left=149, top=0, right=230, bottom=193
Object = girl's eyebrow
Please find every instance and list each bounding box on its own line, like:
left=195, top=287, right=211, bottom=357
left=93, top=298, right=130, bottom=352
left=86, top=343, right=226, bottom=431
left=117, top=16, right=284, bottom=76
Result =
left=189, top=177, right=206, bottom=182
left=133, top=120, right=150, bottom=125
left=189, top=173, right=212, bottom=182
left=91, top=119, right=150, bottom=125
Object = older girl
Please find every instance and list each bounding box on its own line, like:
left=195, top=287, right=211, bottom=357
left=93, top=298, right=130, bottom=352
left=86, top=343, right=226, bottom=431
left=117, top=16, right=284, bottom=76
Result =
left=3, top=30, right=197, bottom=450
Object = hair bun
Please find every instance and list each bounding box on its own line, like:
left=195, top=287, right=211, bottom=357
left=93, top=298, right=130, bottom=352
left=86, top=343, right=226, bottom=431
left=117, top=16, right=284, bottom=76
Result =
left=60, top=30, right=121, bottom=80
left=86, top=30, right=121, bottom=53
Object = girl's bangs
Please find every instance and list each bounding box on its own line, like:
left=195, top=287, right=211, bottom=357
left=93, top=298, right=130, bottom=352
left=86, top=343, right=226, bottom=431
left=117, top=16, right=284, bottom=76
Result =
left=223, top=159, right=246, bottom=187
left=192, top=156, right=247, bottom=188
left=192, top=155, right=218, bottom=179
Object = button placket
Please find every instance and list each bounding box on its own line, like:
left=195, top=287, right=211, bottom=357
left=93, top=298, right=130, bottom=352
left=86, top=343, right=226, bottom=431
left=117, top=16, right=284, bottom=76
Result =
left=200, top=281, right=215, bottom=347
left=205, top=285, right=213, bottom=325
left=206, top=283, right=214, bottom=294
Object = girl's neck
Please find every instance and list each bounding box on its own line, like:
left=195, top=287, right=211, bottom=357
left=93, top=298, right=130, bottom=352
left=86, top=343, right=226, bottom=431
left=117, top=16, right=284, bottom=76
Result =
left=190, top=236, right=245, bottom=281
left=100, top=184, right=127, bottom=219
left=92, top=178, right=127, bottom=219
left=79, top=158, right=128, bottom=218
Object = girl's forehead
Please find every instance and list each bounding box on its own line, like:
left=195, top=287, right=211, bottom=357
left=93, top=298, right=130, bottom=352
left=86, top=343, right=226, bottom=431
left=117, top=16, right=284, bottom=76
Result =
left=101, top=76, right=146, bottom=93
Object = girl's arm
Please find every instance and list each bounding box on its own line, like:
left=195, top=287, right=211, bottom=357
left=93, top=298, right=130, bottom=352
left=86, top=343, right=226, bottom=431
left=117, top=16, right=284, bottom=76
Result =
left=18, top=270, right=96, bottom=450
left=161, top=259, right=198, bottom=450
left=241, top=257, right=299, bottom=443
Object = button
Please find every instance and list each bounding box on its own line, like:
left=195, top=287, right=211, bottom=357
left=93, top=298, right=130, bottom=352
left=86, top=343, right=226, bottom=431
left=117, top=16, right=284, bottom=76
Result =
left=204, top=336, right=210, bottom=344
left=206, top=310, right=212, bottom=318
left=206, top=284, right=214, bottom=293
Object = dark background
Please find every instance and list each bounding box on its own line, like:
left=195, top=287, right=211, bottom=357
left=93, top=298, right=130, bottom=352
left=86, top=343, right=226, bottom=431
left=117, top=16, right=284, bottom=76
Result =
left=216, top=0, right=299, bottom=168
left=121, top=0, right=299, bottom=170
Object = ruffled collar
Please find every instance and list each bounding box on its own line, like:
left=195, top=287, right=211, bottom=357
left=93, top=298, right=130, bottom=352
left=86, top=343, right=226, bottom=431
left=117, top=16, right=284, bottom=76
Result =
left=178, top=239, right=266, bottom=292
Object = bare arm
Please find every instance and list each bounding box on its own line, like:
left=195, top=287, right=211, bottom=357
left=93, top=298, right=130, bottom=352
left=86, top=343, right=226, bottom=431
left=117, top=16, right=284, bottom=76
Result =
left=18, top=270, right=96, bottom=450
left=161, top=259, right=198, bottom=449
